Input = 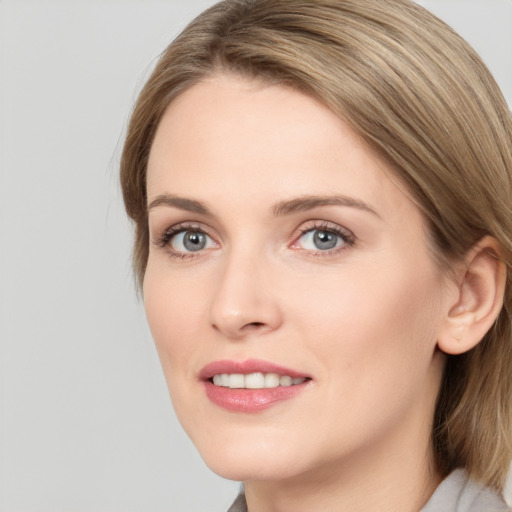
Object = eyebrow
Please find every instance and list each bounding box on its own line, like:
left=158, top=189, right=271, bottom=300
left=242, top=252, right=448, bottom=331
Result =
left=272, top=195, right=381, bottom=218
left=148, top=194, right=212, bottom=215
left=148, top=193, right=380, bottom=218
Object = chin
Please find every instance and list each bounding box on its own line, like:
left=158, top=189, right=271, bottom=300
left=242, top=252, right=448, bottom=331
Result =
left=202, top=449, right=301, bottom=482
left=187, top=426, right=310, bottom=482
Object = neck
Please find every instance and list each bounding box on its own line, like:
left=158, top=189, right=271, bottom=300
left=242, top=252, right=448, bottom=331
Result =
left=244, top=444, right=441, bottom=512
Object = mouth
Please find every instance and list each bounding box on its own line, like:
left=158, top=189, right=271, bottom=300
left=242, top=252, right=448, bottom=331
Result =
left=200, top=359, right=312, bottom=412
left=211, top=372, right=307, bottom=389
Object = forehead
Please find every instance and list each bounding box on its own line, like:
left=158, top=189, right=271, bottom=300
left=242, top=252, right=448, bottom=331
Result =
left=146, top=74, right=415, bottom=222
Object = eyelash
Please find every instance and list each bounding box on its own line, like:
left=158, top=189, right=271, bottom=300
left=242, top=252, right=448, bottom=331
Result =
left=153, top=221, right=356, bottom=259
left=155, top=224, right=198, bottom=248
left=154, top=223, right=211, bottom=260
left=294, top=221, right=355, bottom=257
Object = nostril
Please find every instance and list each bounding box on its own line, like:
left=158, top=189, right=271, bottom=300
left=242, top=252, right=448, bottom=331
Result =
left=247, top=322, right=265, bottom=328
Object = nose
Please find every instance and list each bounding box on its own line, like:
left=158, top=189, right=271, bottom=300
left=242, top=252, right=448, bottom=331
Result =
left=208, top=250, right=283, bottom=339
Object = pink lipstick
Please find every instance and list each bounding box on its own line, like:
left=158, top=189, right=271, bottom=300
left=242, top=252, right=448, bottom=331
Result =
left=200, top=359, right=311, bottom=412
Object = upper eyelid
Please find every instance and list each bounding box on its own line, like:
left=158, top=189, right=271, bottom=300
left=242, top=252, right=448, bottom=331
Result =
left=154, top=221, right=213, bottom=238
left=297, top=221, right=350, bottom=232
left=294, top=220, right=354, bottom=237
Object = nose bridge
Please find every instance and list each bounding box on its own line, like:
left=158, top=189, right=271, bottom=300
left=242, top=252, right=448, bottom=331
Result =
left=208, top=243, right=282, bottom=339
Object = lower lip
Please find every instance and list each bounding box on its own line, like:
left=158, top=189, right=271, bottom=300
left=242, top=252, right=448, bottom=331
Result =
left=204, top=381, right=309, bottom=412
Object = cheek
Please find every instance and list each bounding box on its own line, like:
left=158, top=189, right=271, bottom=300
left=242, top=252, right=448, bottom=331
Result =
left=287, top=256, right=443, bottom=391
left=279, top=260, right=444, bottom=455
left=143, top=262, right=208, bottom=377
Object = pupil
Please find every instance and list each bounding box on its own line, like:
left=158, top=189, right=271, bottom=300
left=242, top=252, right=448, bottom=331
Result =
left=314, top=230, right=337, bottom=250
left=184, top=232, right=205, bottom=251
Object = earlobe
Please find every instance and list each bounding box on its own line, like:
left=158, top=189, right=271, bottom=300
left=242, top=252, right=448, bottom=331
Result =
left=437, top=236, right=506, bottom=356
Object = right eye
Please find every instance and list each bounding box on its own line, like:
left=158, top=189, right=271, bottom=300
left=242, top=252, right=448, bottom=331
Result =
left=169, top=229, right=216, bottom=253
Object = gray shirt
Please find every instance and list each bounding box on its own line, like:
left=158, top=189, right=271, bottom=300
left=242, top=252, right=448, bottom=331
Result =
left=227, top=469, right=510, bottom=511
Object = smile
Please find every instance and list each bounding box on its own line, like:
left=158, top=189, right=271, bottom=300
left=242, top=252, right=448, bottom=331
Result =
left=200, top=359, right=312, bottom=412
left=212, top=372, right=307, bottom=389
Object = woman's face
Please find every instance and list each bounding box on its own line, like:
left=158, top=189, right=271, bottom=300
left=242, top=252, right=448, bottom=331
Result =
left=144, top=74, right=450, bottom=482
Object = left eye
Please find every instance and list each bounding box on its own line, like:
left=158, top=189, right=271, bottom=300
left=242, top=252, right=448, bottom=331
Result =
left=171, top=230, right=215, bottom=252
left=297, top=229, right=346, bottom=251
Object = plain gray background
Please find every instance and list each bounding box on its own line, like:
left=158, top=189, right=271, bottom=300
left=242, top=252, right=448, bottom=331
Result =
left=1, top=1, right=511, bottom=511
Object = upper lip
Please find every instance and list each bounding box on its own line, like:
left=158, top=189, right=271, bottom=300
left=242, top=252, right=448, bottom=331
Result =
left=199, top=358, right=311, bottom=381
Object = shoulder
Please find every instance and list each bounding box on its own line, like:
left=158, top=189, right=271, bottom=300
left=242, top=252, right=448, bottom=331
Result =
left=421, top=469, right=511, bottom=512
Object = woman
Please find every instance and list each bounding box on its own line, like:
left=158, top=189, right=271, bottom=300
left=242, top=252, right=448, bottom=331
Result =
left=120, top=0, right=512, bottom=510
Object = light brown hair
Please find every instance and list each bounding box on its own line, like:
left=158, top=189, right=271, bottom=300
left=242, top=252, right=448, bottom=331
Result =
left=120, top=0, right=512, bottom=490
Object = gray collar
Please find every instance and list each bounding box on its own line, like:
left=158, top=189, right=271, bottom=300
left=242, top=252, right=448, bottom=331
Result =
left=227, top=470, right=510, bottom=512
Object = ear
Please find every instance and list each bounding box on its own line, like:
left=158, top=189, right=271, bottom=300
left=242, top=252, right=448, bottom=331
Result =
left=437, top=236, right=506, bottom=355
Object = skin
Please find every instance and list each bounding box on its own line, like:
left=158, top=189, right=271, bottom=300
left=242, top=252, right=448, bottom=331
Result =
left=144, top=74, right=457, bottom=512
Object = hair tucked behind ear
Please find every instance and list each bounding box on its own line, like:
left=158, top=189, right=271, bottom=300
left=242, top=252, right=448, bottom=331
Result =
left=120, top=0, right=512, bottom=490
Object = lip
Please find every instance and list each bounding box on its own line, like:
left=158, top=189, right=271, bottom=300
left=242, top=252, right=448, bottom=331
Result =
left=200, top=359, right=312, bottom=413
left=199, top=358, right=310, bottom=380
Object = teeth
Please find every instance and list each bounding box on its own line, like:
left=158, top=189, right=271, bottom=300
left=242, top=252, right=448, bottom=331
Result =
left=228, top=374, right=245, bottom=388
left=211, top=372, right=307, bottom=389
left=245, top=372, right=265, bottom=389
left=264, top=373, right=280, bottom=388
left=280, top=375, right=292, bottom=386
